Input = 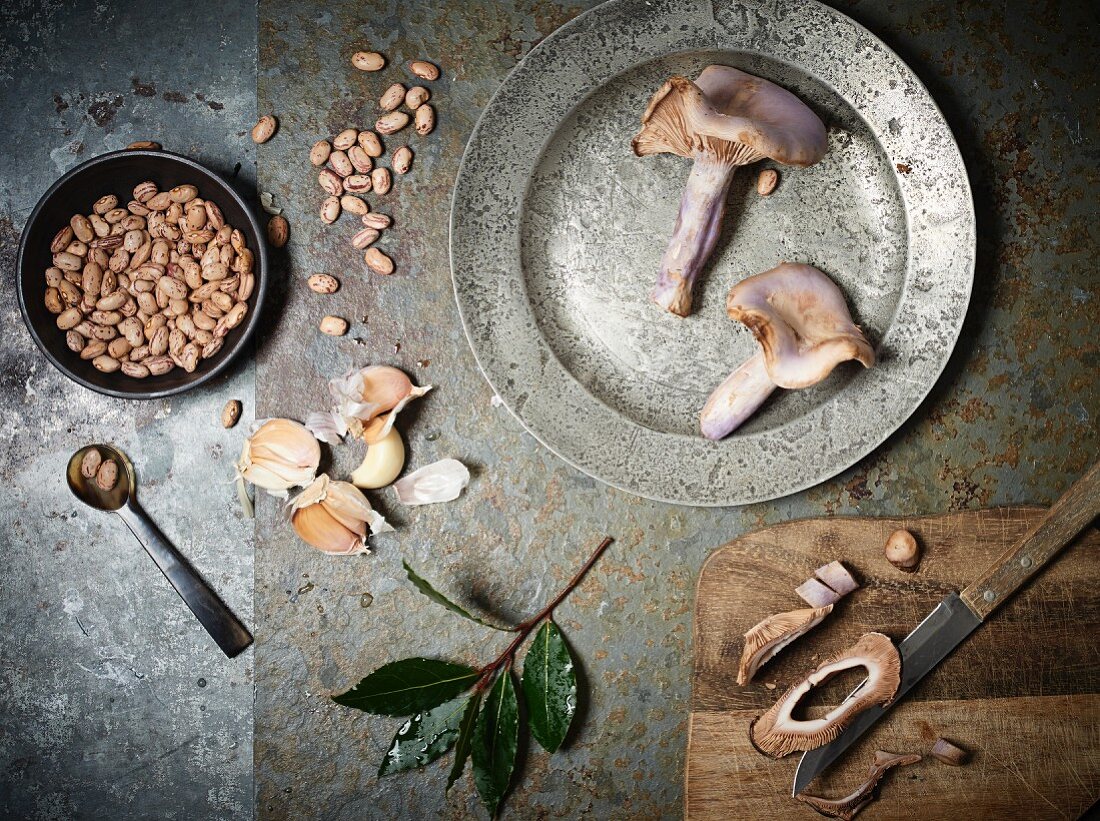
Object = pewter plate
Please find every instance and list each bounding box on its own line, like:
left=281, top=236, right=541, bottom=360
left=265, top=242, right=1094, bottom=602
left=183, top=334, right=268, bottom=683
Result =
left=450, top=0, right=974, bottom=506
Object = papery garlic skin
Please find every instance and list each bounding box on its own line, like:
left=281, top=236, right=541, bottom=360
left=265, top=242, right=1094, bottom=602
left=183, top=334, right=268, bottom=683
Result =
left=393, top=459, right=470, bottom=505
left=289, top=474, right=392, bottom=556
left=310, top=365, right=431, bottom=444
left=238, top=418, right=321, bottom=494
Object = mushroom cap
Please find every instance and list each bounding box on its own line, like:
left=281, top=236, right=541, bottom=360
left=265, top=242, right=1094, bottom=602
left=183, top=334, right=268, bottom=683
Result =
left=632, top=66, right=827, bottom=167
left=727, top=263, right=875, bottom=391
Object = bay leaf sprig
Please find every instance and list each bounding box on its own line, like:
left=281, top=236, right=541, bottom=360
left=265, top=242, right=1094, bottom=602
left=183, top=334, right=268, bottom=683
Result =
left=332, top=536, right=613, bottom=817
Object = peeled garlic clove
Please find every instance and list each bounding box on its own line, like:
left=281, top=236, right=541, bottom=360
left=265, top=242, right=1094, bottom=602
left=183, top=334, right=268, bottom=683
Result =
left=351, top=428, right=405, bottom=489
left=393, top=459, right=469, bottom=505
left=289, top=474, right=391, bottom=555
left=237, top=418, right=321, bottom=493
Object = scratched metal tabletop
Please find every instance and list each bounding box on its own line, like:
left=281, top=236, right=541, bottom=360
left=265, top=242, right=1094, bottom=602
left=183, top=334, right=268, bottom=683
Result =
left=1, top=1, right=1096, bottom=819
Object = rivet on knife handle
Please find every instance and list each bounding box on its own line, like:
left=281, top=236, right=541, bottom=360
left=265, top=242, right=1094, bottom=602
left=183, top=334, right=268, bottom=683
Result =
left=960, top=461, right=1100, bottom=620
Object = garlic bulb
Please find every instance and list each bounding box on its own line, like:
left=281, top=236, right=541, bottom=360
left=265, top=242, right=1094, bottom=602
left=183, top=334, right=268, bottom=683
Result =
left=393, top=459, right=470, bottom=505
left=306, top=365, right=431, bottom=445
left=289, top=474, right=393, bottom=555
left=237, top=418, right=321, bottom=495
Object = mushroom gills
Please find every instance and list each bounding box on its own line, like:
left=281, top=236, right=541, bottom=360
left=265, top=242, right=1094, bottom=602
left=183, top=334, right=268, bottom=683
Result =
left=796, top=750, right=922, bottom=820
left=749, top=632, right=901, bottom=758
left=633, top=67, right=827, bottom=317
left=737, top=604, right=833, bottom=686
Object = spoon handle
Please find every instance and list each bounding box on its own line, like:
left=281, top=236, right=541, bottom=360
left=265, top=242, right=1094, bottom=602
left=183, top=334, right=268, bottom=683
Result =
left=117, top=502, right=252, bottom=658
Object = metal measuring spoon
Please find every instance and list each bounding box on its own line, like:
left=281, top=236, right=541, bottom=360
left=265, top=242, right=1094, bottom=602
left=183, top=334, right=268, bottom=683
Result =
left=66, top=444, right=252, bottom=658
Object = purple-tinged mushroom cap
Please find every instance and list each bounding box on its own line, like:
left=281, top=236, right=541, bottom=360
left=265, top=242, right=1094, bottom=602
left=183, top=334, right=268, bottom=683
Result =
left=700, top=263, right=874, bottom=440
left=633, top=67, right=827, bottom=316
left=727, top=262, right=875, bottom=390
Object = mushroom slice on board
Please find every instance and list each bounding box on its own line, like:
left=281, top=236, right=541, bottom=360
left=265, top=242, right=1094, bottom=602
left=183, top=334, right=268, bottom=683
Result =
left=815, top=561, right=860, bottom=596
left=796, top=750, right=922, bottom=820
left=700, top=263, right=875, bottom=440
left=632, top=65, right=827, bottom=317
left=738, top=605, right=834, bottom=686
left=749, top=632, right=901, bottom=758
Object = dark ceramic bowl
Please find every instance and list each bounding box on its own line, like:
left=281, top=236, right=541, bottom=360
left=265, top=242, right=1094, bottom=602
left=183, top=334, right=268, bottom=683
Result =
left=17, top=149, right=267, bottom=399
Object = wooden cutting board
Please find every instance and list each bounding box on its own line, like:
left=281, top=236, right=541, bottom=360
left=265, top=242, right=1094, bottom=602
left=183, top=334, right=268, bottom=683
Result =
left=686, top=507, right=1100, bottom=820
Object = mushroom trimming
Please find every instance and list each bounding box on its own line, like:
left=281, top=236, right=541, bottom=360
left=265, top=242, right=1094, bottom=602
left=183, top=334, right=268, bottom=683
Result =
left=737, top=604, right=833, bottom=686
left=749, top=632, right=901, bottom=758
left=885, top=529, right=921, bottom=572
left=632, top=66, right=827, bottom=316
left=700, top=263, right=875, bottom=440
left=796, top=750, right=922, bottom=820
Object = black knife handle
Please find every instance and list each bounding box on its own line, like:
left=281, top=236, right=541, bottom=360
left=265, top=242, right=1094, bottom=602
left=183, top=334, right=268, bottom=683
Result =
left=117, top=502, right=253, bottom=657
left=960, top=461, right=1100, bottom=620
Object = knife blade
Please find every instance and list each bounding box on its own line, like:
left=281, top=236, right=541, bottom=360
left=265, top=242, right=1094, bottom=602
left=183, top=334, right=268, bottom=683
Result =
left=791, top=593, right=979, bottom=795
left=792, top=461, right=1100, bottom=796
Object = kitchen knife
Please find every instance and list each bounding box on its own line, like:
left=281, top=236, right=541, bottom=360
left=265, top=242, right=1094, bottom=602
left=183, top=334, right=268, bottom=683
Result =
left=793, top=461, right=1100, bottom=796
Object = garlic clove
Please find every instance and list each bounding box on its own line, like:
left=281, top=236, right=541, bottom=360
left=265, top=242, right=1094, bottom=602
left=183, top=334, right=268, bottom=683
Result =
left=237, top=418, right=321, bottom=492
left=289, top=474, right=390, bottom=555
left=292, top=501, right=363, bottom=555
left=393, top=459, right=470, bottom=505
left=320, top=365, right=432, bottom=442
left=351, top=427, right=405, bottom=489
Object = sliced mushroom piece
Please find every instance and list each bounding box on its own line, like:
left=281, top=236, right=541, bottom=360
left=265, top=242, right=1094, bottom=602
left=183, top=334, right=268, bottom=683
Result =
left=929, top=737, right=969, bottom=766
left=815, top=560, right=859, bottom=596
left=701, top=263, right=874, bottom=440
left=796, top=750, right=922, bottom=820
left=632, top=66, right=826, bottom=316
left=796, top=577, right=842, bottom=608
left=749, top=632, right=901, bottom=758
left=737, top=605, right=833, bottom=686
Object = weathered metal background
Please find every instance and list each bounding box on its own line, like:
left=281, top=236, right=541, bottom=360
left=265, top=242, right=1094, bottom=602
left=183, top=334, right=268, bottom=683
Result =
left=255, top=0, right=1096, bottom=819
left=2, top=0, right=1096, bottom=818
left=0, top=1, right=257, bottom=818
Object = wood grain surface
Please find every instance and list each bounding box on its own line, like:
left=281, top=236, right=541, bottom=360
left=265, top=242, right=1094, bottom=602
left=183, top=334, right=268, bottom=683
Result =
left=686, top=507, right=1100, bottom=820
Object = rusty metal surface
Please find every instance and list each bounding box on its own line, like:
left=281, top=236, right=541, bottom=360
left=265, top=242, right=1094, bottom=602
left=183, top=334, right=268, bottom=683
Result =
left=0, top=1, right=257, bottom=818
left=255, top=0, right=1096, bottom=818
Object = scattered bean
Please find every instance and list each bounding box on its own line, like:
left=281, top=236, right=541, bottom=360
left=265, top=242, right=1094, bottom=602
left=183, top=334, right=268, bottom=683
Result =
left=352, top=51, right=385, bottom=71
left=307, top=274, right=340, bottom=294
left=221, top=399, right=242, bottom=428
left=319, top=315, right=348, bottom=336
left=251, top=114, right=278, bottom=143
left=408, top=60, right=440, bottom=81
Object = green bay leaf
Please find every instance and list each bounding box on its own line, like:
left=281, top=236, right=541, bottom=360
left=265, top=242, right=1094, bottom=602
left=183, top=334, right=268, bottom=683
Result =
left=403, top=561, right=512, bottom=631
left=378, top=693, right=474, bottom=776
left=472, top=670, right=519, bottom=817
left=331, top=657, right=478, bottom=716
left=446, top=692, right=481, bottom=792
left=521, top=620, right=577, bottom=753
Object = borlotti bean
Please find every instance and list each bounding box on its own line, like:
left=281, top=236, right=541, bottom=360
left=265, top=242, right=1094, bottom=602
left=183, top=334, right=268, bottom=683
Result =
left=43, top=180, right=255, bottom=379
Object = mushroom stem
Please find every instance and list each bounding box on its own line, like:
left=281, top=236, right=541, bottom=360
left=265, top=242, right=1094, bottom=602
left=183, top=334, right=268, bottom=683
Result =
left=700, top=351, right=777, bottom=440
left=651, top=152, right=739, bottom=316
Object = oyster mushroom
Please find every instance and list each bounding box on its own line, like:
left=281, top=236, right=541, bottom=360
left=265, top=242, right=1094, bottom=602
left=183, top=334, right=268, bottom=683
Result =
left=737, top=605, right=833, bottom=686
left=749, top=632, right=901, bottom=758
left=632, top=66, right=827, bottom=316
left=796, top=750, right=922, bottom=820
left=700, top=263, right=875, bottom=440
